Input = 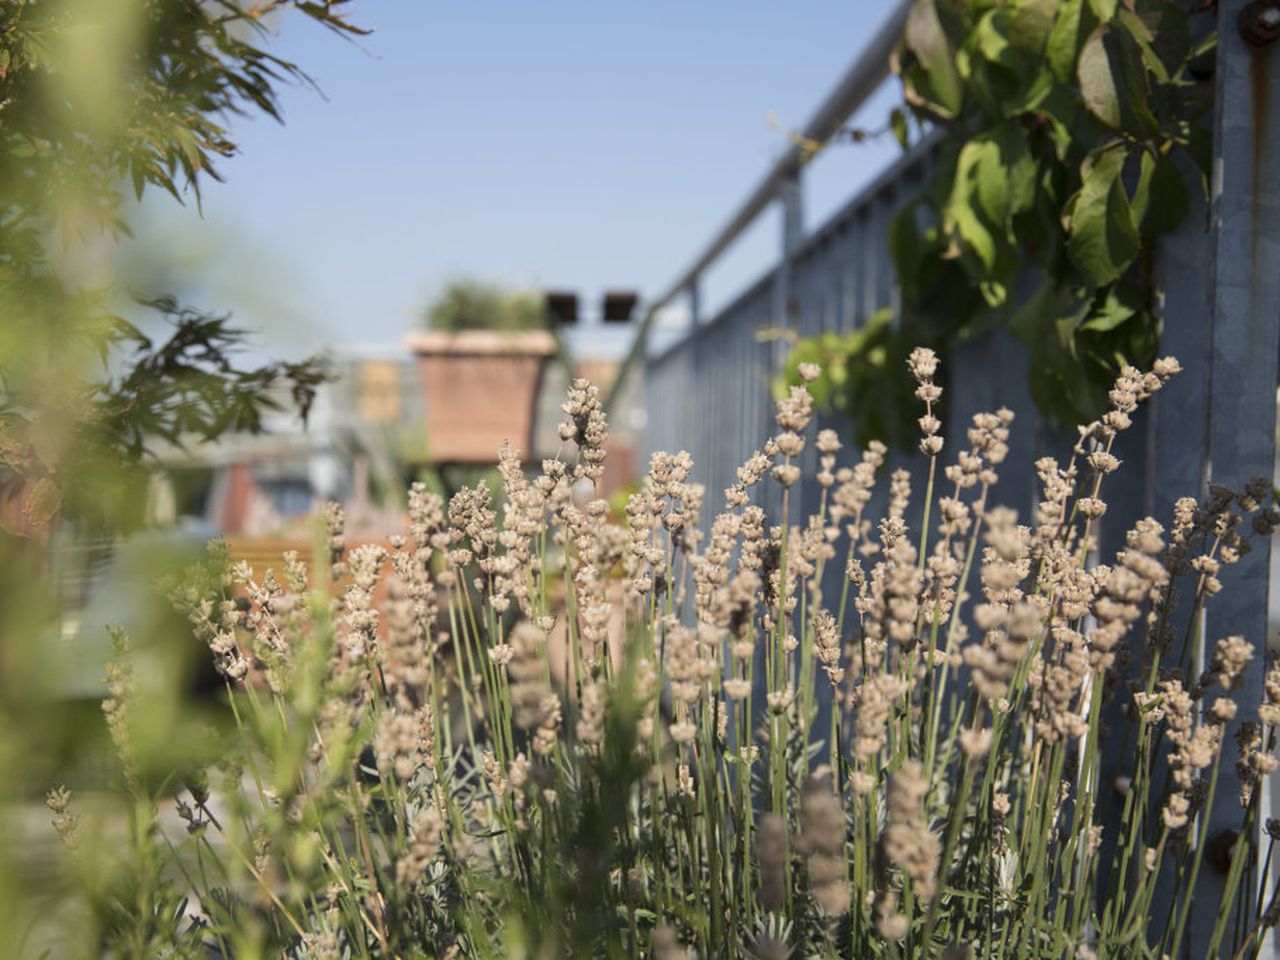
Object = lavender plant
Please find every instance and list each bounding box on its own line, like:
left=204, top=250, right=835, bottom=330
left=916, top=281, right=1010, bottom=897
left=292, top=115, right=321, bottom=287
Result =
left=45, top=360, right=1280, bottom=958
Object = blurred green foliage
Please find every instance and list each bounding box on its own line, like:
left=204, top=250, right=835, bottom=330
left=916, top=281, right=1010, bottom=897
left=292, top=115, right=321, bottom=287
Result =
left=0, top=0, right=363, bottom=532
left=778, top=310, right=922, bottom=452
left=0, top=3, right=363, bottom=955
left=423, top=277, right=548, bottom=333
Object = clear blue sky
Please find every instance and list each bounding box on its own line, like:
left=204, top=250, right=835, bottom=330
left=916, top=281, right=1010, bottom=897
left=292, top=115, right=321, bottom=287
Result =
left=130, top=2, right=905, bottom=357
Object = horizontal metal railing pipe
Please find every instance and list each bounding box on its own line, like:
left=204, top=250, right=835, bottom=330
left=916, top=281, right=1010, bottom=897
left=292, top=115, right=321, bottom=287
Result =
left=605, top=0, right=911, bottom=418
left=640, top=128, right=942, bottom=372
left=647, top=0, right=911, bottom=313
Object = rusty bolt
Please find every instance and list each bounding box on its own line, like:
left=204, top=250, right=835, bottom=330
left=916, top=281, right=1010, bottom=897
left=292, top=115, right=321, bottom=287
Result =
left=1240, top=0, right=1280, bottom=47
left=1208, top=829, right=1239, bottom=874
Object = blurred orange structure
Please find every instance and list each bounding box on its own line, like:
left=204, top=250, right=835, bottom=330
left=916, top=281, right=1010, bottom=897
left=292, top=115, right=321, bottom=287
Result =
left=405, top=329, right=558, bottom=465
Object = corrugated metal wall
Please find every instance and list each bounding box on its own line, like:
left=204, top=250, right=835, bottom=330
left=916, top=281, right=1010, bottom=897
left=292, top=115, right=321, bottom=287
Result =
left=642, top=4, right=1280, bottom=951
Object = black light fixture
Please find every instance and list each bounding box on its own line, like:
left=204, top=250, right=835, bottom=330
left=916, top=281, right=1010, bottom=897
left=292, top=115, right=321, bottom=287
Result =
left=602, top=290, right=638, bottom=324
left=545, top=291, right=578, bottom=326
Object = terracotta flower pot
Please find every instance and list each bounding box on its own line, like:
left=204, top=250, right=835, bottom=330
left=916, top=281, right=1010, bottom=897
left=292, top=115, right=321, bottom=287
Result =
left=404, top=329, right=558, bottom=464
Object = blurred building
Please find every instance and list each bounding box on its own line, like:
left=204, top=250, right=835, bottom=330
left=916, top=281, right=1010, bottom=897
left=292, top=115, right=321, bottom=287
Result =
left=150, top=349, right=420, bottom=540
left=146, top=292, right=648, bottom=540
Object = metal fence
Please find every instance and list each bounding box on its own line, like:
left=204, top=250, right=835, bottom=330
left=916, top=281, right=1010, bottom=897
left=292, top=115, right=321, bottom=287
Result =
left=642, top=2, right=1280, bottom=955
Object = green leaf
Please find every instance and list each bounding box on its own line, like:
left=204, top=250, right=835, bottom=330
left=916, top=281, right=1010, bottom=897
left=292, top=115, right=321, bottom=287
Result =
left=1079, top=25, right=1159, bottom=134
left=979, top=279, right=1008, bottom=306
left=1078, top=26, right=1122, bottom=127
left=1010, top=68, right=1057, bottom=112
left=1009, top=280, right=1056, bottom=342
left=904, top=0, right=965, bottom=117
left=941, top=125, right=1035, bottom=276
left=1088, top=0, right=1118, bottom=22
left=945, top=140, right=1002, bottom=269
left=1146, top=172, right=1189, bottom=234
left=784, top=312, right=921, bottom=450
left=1017, top=283, right=1090, bottom=347
left=993, top=123, right=1037, bottom=216
left=873, top=0, right=1194, bottom=432
left=1010, top=0, right=1060, bottom=56
left=1079, top=286, right=1137, bottom=331
left=1116, top=7, right=1167, bottom=83
left=1132, top=150, right=1189, bottom=235
left=26, top=478, right=61, bottom=526
left=970, top=139, right=1009, bottom=226
left=130, top=161, right=147, bottom=202
left=974, top=10, right=1012, bottom=64
left=954, top=203, right=998, bottom=269
left=888, top=204, right=923, bottom=275
left=1186, top=122, right=1213, bottom=186
left=890, top=107, right=910, bottom=151
left=1047, top=0, right=1085, bottom=81
left=1065, top=144, right=1140, bottom=285
left=1130, top=149, right=1156, bottom=225
left=1021, top=287, right=1112, bottom=424
left=1128, top=0, right=1192, bottom=78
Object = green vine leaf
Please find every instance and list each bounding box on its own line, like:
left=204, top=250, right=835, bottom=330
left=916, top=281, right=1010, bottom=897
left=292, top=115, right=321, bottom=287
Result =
left=1079, top=25, right=1159, bottom=134
left=1009, top=0, right=1060, bottom=57
left=1078, top=287, right=1137, bottom=332
left=890, top=107, right=910, bottom=150
left=1047, top=0, right=1087, bottom=82
left=1132, top=150, right=1190, bottom=235
left=903, top=0, right=965, bottom=117
left=974, top=10, right=1013, bottom=65
left=1078, top=26, right=1123, bottom=127
left=946, top=140, right=1003, bottom=270
left=793, top=0, right=1212, bottom=446
left=1117, top=0, right=1191, bottom=82
left=1065, top=144, right=1139, bottom=286
left=777, top=311, right=921, bottom=452
left=1088, top=0, right=1118, bottom=23
left=991, top=124, right=1037, bottom=221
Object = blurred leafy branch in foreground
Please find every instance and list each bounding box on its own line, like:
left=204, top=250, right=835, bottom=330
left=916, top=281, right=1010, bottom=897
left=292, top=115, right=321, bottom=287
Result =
left=0, top=0, right=364, bottom=531
left=784, top=0, right=1214, bottom=449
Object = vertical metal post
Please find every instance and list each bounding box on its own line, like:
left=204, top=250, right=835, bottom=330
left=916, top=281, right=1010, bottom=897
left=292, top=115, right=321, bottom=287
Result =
left=775, top=169, right=805, bottom=335
left=688, top=275, right=701, bottom=328
left=780, top=169, right=805, bottom=255
left=771, top=168, right=805, bottom=526
left=1187, top=2, right=1280, bottom=955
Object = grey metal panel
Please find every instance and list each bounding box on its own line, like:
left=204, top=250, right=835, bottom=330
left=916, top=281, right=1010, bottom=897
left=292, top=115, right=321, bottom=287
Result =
left=645, top=138, right=936, bottom=515
left=827, top=232, right=844, bottom=334
left=875, top=184, right=899, bottom=320
left=860, top=203, right=880, bottom=323
left=641, top=10, right=1276, bottom=951
left=1186, top=4, right=1280, bottom=955
left=841, top=218, right=860, bottom=330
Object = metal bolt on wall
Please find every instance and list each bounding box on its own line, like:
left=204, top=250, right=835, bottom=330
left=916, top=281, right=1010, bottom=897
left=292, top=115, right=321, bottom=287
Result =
left=1240, top=0, right=1280, bottom=46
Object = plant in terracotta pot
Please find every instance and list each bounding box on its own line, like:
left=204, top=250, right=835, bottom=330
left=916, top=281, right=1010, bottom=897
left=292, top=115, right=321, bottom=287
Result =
left=406, top=279, right=559, bottom=466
